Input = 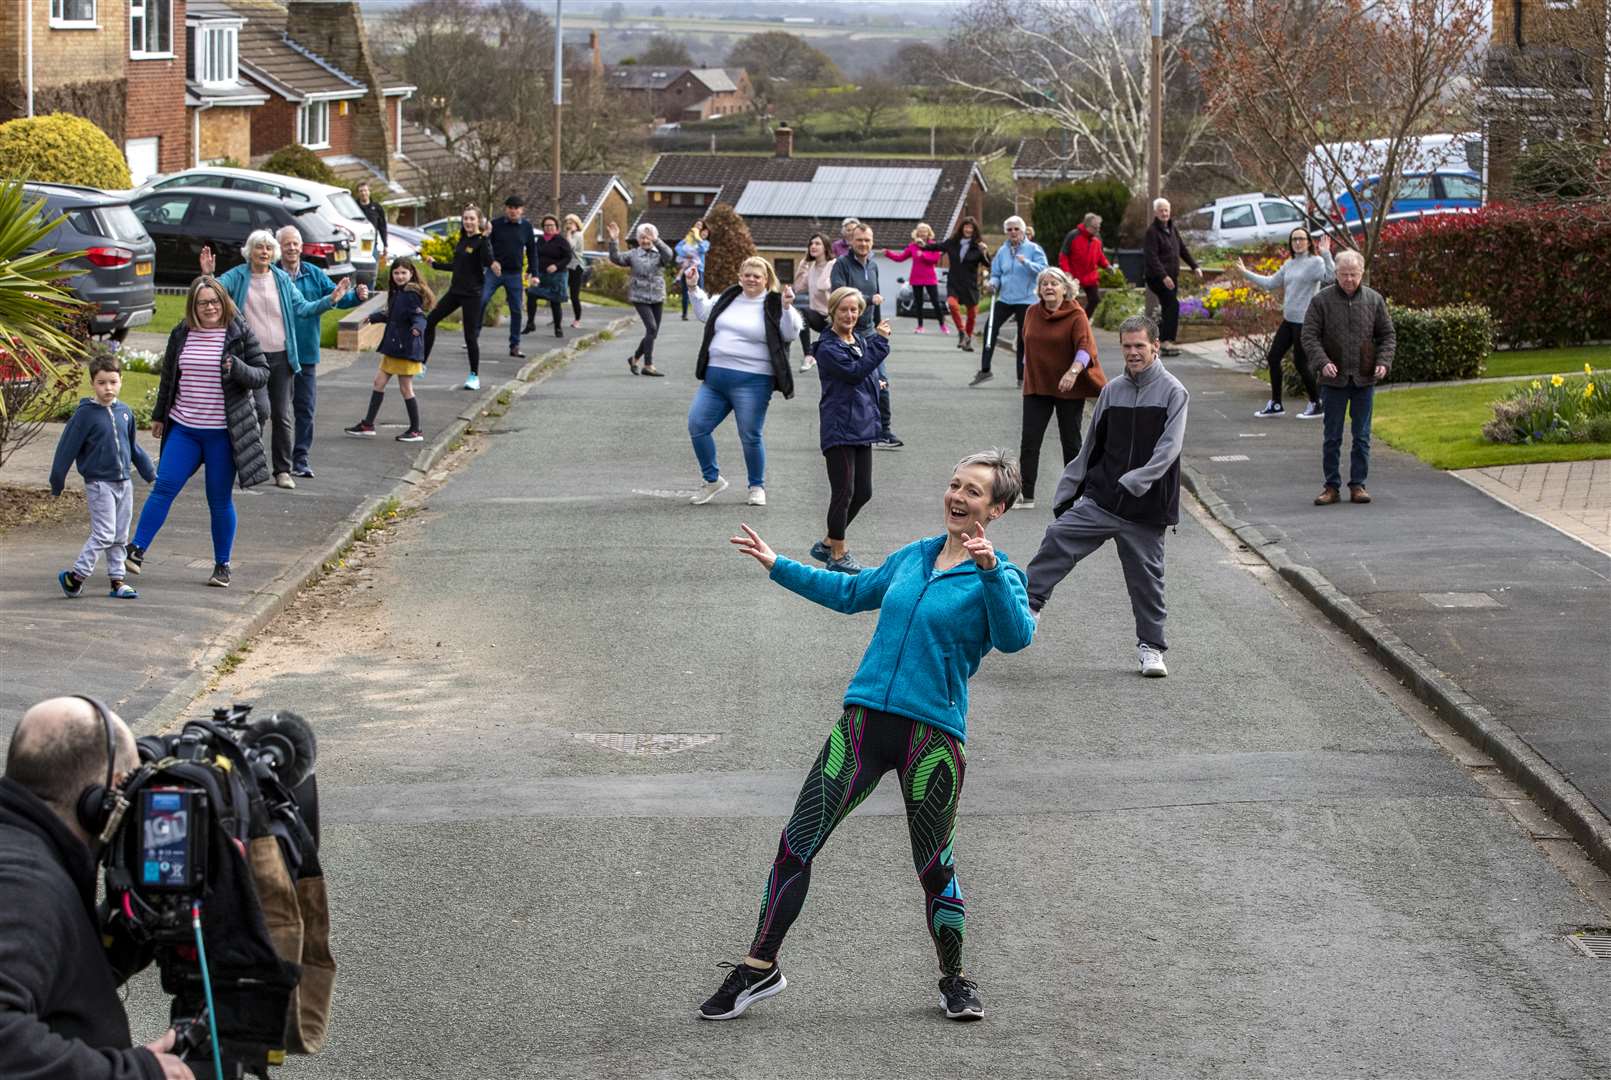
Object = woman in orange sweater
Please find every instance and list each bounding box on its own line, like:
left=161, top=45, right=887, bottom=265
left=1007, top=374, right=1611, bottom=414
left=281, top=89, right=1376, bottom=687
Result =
left=1018, top=268, right=1105, bottom=509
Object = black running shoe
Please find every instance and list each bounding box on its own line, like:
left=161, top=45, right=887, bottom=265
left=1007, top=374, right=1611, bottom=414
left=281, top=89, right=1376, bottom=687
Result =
left=698, top=961, right=786, bottom=1020
left=208, top=563, right=231, bottom=588
left=809, top=540, right=831, bottom=563
left=939, top=975, right=984, bottom=1020
left=125, top=544, right=145, bottom=575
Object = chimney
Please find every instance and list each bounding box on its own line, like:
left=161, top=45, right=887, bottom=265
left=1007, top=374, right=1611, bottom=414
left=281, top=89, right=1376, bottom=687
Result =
left=774, top=124, right=793, bottom=159
left=286, top=1, right=392, bottom=178
left=590, top=31, right=603, bottom=79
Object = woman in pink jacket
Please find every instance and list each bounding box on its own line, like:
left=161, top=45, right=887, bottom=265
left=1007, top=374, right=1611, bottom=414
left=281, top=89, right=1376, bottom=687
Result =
left=886, top=223, right=946, bottom=334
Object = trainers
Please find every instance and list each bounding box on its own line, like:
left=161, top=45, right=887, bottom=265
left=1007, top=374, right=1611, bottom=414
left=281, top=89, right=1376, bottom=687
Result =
left=292, top=466, right=315, bottom=478
left=274, top=472, right=296, bottom=489
left=58, top=570, right=85, bottom=598
left=463, top=373, right=481, bottom=391
left=809, top=540, right=832, bottom=563
left=125, top=545, right=144, bottom=574
left=799, top=357, right=816, bottom=371
left=698, top=961, right=786, bottom=1021
left=1314, top=486, right=1340, bottom=505
left=691, top=476, right=729, bottom=505
left=108, top=582, right=138, bottom=599
left=914, top=326, right=926, bottom=334
left=208, top=563, right=231, bottom=588
left=1254, top=401, right=1285, bottom=418
left=969, top=369, right=993, bottom=386
left=1349, top=484, right=1372, bottom=504
left=872, top=435, right=903, bottom=450
left=826, top=552, right=864, bottom=574
left=939, top=975, right=985, bottom=1021
left=1138, top=644, right=1168, bottom=678
left=345, top=421, right=376, bottom=438
left=748, top=486, right=766, bottom=506
left=1017, top=498, right=1036, bottom=510
left=396, top=429, right=424, bottom=443
left=1296, top=401, right=1323, bottom=419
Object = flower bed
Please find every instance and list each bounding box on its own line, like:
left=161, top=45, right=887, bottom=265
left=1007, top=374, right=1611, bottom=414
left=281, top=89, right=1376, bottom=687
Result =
left=1482, top=366, right=1611, bottom=445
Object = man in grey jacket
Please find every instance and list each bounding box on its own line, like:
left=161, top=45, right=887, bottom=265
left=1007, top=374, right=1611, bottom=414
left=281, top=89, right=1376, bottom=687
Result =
left=1300, top=249, right=1395, bottom=505
left=1026, top=315, right=1189, bottom=678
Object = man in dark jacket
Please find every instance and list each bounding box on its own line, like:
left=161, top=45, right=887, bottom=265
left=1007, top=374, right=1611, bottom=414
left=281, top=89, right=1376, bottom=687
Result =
left=355, top=182, right=388, bottom=259
left=1, top=696, right=194, bottom=1079
left=1026, top=315, right=1188, bottom=679
left=831, top=225, right=902, bottom=449
left=1301, top=249, right=1395, bottom=505
left=1142, top=198, right=1198, bottom=356
left=479, top=195, right=538, bottom=359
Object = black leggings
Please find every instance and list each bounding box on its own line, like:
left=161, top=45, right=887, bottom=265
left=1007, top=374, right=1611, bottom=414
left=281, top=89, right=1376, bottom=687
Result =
left=632, top=301, right=664, bottom=363
left=1267, top=320, right=1319, bottom=404
left=750, top=706, right=967, bottom=976
left=911, top=283, right=943, bottom=328
left=1147, top=274, right=1180, bottom=342
left=1080, top=283, right=1100, bottom=317
left=568, top=266, right=584, bottom=322
left=423, top=291, right=483, bottom=374
left=823, top=443, right=873, bottom=541
left=798, top=309, right=829, bottom=357
left=526, top=293, right=563, bottom=331
left=980, top=301, right=1029, bottom=377
left=1020, top=395, right=1085, bottom=500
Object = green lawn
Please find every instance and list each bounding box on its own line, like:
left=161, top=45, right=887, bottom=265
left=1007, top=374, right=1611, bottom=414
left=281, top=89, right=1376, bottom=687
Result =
left=32, top=370, right=161, bottom=423
left=1481, top=344, right=1611, bottom=379
left=1374, top=380, right=1611, bottom=470
left=148, top=293, right=345, bottom=348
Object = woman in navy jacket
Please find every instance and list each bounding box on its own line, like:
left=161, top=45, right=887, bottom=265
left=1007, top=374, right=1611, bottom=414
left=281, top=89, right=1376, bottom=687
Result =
left=810, top=286, right=891, bottom=575
left=699, top=449, right=1036, bottom=1024
left=344, top=258, right=433, bottom=443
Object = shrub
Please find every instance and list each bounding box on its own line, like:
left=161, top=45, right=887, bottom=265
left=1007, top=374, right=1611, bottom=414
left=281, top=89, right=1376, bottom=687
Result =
left=1368, top=203, right=1611, bottom=347
left=703, top=203, right=757, bottom=293
left=1385, top=303, right=1495, bottom=383
left=260, top=145, right=341, bottom=187
left=585, top=261, right=631, bottom=304
left=1031, top=178, right=1130, bottom=254
left=1092, top=286, right=1143, bottom=331
left=0, top=114, right=131, bottom=190
left=1096, top=265, right=1128, bottom=290
left=1483, top=368, right=1611, bottom=445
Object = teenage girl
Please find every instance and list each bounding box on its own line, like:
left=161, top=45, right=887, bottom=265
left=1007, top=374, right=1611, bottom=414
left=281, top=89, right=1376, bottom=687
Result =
left=792, top=233, right=834, bottom=370
left=345, top=258, right=434, bottom=442
left=564, top=213, right=586, bottom=328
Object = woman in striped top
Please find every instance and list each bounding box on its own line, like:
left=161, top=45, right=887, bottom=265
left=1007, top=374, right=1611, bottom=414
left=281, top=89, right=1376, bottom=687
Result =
left=127, top=276, right=271, bottom=589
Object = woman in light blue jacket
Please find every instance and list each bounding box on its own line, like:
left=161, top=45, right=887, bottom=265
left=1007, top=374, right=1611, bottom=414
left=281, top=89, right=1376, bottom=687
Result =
left=973, top=215, right=1048, bottom=386
left=697, top=451, right=1036, bottom=1026
left=1235, top=226, right=1335, bottom=418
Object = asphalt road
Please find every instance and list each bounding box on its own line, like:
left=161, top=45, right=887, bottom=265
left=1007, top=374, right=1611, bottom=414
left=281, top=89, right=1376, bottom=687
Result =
left=127, top=318, right=1610, bottom=1079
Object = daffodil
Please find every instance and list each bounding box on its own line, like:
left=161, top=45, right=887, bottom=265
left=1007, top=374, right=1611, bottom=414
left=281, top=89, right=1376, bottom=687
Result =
left=1551, top=374, right=1565, bottom=387
left=1587, top=364, right=1594, bottom=375
left=1532, top=379, right=1543, bottom=390
left=1587, top=383, right=1597, bottom=398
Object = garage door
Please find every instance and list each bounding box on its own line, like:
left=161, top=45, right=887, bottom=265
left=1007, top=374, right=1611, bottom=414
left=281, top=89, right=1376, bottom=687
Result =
left=125, top=138, right=160, bottom=185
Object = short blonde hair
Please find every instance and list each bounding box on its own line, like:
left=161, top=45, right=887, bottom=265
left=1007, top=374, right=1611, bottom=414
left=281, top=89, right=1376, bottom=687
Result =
left=563, top=213, right=583, bottom=232
left=185, top=274, right=239, bottom=330
left=826, top=286, right=865, bottom=320
left=912, top=222, right=934, bottom=242
left=242, top=228, right=280, bottom=263
left=738, top=255, right=779, bottom=291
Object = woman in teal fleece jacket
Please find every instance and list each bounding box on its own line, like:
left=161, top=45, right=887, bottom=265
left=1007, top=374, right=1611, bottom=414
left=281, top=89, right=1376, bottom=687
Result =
left=699, top=451, right=1036, bottom=1025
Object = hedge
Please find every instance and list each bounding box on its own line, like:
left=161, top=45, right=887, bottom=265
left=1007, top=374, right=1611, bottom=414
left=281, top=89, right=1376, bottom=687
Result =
left=0, top=114, right=130, bottom=189
left=1368, top=203, right=1610, bottom=347
left=1031, top=179, right=1130, bottom=254
left=1276, top=301, right=1493, bottom=396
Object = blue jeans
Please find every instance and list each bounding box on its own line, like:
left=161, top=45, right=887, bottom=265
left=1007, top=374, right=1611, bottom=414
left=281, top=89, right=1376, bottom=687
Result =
left=292, top=365, right=316, bottom=470
left=1321, top=383, right=1374, bottom=489
left=481, top=270, right=524, bottom=348
left=132, top=422, right=238, bottom=564
left=688, top=366, right=773, bottom=488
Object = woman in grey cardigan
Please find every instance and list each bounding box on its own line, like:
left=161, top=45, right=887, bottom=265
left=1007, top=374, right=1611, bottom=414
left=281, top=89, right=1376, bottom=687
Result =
left=607, top=221, right=677, bottom=376
left=1234, top=226, right=1335, bottom=418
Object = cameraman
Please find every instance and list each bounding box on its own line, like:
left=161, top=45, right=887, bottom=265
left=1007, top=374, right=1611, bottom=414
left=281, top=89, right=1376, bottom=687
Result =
left=1, top=696, right=194, bottom=1080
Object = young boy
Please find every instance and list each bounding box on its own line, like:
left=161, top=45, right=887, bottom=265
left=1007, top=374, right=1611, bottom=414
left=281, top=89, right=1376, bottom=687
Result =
left=49, top=354, right=156, bottom=598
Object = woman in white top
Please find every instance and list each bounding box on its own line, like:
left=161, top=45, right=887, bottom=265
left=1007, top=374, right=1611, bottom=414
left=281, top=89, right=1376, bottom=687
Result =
left=563, top=213, right=587, bottom=328
left=684, top=256, right=804, bottom=507
left=792, top=233, right=835, bottom=371
left=1233, top=226, right=1335, bottom=418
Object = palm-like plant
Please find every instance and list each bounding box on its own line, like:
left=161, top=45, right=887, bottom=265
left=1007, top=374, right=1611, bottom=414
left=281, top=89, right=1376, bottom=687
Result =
left=0, top=179, right=87, bottom=418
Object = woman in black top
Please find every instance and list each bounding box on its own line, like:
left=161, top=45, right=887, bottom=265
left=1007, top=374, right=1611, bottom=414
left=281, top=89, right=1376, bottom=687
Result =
left=925, top=216, right=989, bottom=352
left=522, top=214, right=573, bottom=339
left=423, top=204, right=494, bottom=391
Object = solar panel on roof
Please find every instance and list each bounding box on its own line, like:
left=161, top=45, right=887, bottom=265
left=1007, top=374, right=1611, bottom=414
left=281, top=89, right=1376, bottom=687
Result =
left=731, top=167, right=943, bottom=219
left=734, top=181, right=815, bottom=216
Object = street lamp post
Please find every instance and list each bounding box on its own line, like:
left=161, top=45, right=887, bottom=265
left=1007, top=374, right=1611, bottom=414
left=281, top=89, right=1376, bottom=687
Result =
left=553, top=0, right=564, bottom=221
left=1149, top=0, right=1162, bottom=206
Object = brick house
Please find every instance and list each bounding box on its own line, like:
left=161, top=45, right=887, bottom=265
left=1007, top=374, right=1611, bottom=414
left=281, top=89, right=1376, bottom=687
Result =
left=599, top=64, right=752, bottom=123
left=504, top=171, right=634, bottom=253
left=1011, top=132, right=1101, bottom=217
left=185, top=0, right=266, bottom=167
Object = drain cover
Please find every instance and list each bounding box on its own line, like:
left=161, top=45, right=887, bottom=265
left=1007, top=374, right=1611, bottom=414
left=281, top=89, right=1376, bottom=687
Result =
left=1568, top=931, right=1611, bottom=958
left=571, top=732, right=721, bottom=756
left=1420, top=592, right=1502, bottom=609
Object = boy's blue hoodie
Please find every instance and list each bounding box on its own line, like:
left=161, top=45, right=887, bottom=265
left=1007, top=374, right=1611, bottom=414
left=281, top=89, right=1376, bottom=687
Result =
left=769, top=535, right=1036, bottom=743
left=49, top=399, right=155, bottom=496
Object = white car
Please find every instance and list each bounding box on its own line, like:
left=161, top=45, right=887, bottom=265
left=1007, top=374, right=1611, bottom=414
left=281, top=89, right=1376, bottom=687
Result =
left=1180, top=192, right=1320, bottom=249
left=134, top=166, right=381, bottom=283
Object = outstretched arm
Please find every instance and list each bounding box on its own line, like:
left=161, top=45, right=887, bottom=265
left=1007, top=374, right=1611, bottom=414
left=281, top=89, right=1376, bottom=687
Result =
left=731, top=523, right=895, bottom=613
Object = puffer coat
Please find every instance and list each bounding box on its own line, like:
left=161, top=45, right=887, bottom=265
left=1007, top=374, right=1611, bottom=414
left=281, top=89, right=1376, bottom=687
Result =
left=152, top=318, right=271, bottom=489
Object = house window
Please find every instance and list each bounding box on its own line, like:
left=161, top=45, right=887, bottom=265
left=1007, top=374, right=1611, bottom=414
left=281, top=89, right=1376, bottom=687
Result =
left=50, top=0, right=97, bottom=27
left=195, top=25, right=238, bottom=85
left=298, top=101, right=331, bottom=150
left=130, top=0, right=172, bottom=57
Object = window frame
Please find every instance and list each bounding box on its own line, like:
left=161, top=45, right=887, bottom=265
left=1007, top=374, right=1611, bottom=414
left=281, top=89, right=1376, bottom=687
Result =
left=1259, top=201, right=1304, bottom=226
left=196, top=24, right=239, bottom=86
left=129, top=0, right=174, bottom=59
left=1219, top=203, right=1257, bottom=231
left=297, top=101, right=332, bottom=151
left=50, top=0, right=98, bottom=28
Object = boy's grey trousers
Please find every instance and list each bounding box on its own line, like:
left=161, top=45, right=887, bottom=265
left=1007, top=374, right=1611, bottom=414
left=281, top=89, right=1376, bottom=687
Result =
left=74, top=478, right=134, bottom=581
left=1025, top=496, right=1169, bottom=650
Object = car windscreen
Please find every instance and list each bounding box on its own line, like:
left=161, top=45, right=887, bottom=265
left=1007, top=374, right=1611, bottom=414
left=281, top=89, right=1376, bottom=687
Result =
left=294, top=205, right=342, bottom=240
left=327, top=191, right=363, bottom=219
left=92, top=204, right=151, bottom=244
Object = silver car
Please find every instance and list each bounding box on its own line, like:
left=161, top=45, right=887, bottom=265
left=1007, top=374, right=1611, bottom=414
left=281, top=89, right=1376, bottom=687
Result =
left=1181, top=192, right=1319, bottom=249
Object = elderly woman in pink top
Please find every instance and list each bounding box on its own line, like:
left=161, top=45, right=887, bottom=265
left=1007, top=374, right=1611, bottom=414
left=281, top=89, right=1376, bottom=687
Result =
left=886, top=223, right=946, bottom=334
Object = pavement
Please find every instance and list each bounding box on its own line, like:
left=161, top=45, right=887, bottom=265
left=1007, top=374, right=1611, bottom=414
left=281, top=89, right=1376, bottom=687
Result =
left=1169, top=337, right=1611, bottom=853
left=0, top=305, right=632, bottom=742
left=107, top=315, right=1610, bottom=1079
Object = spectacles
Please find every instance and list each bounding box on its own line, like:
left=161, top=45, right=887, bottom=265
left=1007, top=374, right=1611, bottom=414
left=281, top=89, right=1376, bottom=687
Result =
left=196, top=299, right=223, bottom=308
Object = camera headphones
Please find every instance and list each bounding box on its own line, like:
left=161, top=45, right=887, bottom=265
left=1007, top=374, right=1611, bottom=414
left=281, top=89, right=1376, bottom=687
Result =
left=73, top=694, right=127, bottom=845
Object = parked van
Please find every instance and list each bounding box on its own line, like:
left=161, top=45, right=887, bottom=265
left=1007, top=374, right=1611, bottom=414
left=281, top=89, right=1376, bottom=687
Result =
left=1330, top=169, right=1483, bottom=226
left=1305, top=133, right=1484, bottom=223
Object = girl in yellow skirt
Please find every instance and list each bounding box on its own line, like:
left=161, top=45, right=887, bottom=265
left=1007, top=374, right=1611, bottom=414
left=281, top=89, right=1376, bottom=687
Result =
left=345, top=258, right=435, bottom=442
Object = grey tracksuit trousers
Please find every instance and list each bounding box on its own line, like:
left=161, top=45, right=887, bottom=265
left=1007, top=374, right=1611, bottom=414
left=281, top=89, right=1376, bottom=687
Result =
left=74, top=478, right=134, bottom=580
left=1025, top=495, right=1169, bottom=650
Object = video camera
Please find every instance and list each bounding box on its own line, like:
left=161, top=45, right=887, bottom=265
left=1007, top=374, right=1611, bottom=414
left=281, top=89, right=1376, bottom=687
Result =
left=96, top=704, right=333, bottom=1080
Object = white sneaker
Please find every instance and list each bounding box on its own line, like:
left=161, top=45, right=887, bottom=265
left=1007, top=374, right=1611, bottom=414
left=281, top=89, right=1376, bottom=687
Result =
left=799, top=357, right=816, bottom=371
left=1017, top=498, right=1036, bottom=510
left=463, top=373, right=481, bottom=391
left=274, top=472, right=296, bottom=489
left=691, top=476, right=729, bottom=505
left=748, top=486, right=766, bottom=506
left=1138, top=644, right=1168, bottom=678
left=1296, top=401, right=1323, bottom=419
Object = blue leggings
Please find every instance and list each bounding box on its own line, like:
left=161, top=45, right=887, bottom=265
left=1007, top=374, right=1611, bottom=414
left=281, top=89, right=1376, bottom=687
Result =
left=132, top=422, right=238, bottom=564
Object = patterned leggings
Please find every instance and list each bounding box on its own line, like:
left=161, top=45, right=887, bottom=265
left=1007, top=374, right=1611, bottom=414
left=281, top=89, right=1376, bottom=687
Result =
left=750, top=706, right=968, bottom=975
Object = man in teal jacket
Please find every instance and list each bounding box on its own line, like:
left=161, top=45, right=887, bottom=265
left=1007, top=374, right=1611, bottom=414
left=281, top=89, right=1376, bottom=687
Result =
left=973, top=215, right=1048, bottom=386
left=276, top=225, right=364, bottom=477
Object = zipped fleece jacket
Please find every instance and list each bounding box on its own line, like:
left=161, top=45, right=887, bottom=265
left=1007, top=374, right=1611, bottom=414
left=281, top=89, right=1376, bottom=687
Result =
left=0, top=778, right=163, bottom=1080
left=988, top=240, right=1049, bottom=305
left=1058, top=224, right=1111, bottom=288
left=1052, top=359, right=1189, bottom=526
left=769, top=536, right=1037, bottom=742
left=49, top=399, right=155, bottom=495
left=281, top=260, right=362, bottom=367
left=431, top=231, right=493, bottom=297
left=885, top=242, right=941, bottom=286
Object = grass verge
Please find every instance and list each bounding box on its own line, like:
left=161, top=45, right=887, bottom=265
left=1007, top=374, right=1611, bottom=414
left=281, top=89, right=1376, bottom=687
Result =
left=1481, top=344, right=1611, bottom=379
left=1374, top=381, right=1611, bottom=469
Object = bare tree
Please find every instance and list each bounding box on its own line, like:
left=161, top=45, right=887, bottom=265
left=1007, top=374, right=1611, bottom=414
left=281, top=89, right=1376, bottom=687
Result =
left=842, top=78, right=911, bottom=139
left=941, top=0, right=1217, bottom=196
left=1199, top=0, right=1487, bottom=268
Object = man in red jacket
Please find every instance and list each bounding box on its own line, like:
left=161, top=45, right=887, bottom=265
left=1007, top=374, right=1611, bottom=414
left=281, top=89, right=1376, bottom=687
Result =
left=1058, top=213, right=1112, bottom=317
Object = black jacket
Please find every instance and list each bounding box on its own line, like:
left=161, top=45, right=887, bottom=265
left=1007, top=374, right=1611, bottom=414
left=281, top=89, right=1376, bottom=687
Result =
left=487, top=217, right=537, bottom=278
left=695, top=286, right=795, bottom=399
left=0, top=778, right=161, bottom=1080
left=1143, top=218, right=1198, bottom=283
left=358, top=198, right=388, bottom=248
left=431, top=231, right=493, bottom=297
left=533, top=233, right=572, bottom=274
left=367, top=287, right=429, bottom=362
left=152, top=319, right=271, bottom=489
left=923, top=236, right=988, bottom=306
